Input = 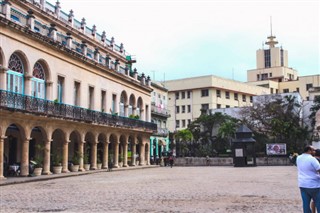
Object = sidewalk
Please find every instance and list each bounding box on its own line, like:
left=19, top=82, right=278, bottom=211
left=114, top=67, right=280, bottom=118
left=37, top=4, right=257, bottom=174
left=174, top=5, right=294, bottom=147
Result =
left=0, top=165, right=158, bottom=186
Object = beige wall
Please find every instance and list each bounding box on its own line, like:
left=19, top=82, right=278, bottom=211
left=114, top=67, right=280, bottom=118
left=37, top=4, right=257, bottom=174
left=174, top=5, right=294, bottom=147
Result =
left=165, top=75, right=270, bottom=131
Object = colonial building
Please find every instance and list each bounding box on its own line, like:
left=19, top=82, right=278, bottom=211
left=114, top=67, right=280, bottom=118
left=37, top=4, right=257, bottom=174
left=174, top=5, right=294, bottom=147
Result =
left=150, top=82, right=170, bottom=164
left=0, top=0, right=156, bottom=178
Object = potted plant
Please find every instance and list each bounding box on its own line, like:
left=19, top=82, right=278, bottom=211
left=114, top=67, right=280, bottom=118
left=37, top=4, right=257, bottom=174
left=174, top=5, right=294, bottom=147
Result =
left=33, top=156, right=43, bottom=176
left=32, top=144, right=45, bottom=176
left=51, top=150, right=62, bottom=174
left=71, top=152, right=81, bottom=172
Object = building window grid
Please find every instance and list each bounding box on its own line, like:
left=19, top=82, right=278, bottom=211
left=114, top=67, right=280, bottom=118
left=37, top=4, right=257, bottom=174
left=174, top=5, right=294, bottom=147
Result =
left=181, top=91, right=185, bottom=99
left=182, top=105, right=185, bottom=113
left=234, top=93, right=238, bottom=101
left=216, top=90, right=221, bottom=98
left=201, top=89, right=209, bottom=97
left=187, top=91, right=191, bottom=98
left=225, top=91, right=230, bottom=99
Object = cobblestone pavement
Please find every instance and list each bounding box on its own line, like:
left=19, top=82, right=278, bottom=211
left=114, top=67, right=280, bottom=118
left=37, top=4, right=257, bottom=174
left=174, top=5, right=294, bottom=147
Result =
left=0, top=166, right=301, bottom=213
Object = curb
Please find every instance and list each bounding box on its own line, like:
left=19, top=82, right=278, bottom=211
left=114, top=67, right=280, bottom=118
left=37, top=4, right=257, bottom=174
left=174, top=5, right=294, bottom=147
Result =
left=0, top=165, right=159, bottom=186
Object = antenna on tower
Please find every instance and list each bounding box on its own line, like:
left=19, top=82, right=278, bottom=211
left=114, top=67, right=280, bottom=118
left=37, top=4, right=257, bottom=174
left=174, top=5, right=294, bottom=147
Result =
left=270, top=16, right=273, bottom=36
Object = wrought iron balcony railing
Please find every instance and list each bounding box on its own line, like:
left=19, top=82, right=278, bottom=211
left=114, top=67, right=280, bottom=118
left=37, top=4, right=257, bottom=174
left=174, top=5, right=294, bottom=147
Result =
left=153, top=127, right=169, bottom=137
left=151, top=105, right=171, bottom=118
left=0, top=90, right=157, bottom=132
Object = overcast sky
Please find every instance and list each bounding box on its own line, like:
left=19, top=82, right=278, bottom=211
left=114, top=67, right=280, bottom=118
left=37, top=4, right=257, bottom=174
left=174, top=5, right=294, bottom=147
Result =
left=58, top=0, right=319, bottom=82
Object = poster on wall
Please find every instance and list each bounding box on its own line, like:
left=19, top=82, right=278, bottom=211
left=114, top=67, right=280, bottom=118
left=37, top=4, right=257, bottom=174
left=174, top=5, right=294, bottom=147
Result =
left=266, top=143, right=287, bottom=155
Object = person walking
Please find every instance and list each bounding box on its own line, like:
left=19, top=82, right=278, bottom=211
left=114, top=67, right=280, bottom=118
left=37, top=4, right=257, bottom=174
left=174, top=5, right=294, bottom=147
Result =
left=169, top=155, right=174, bottom=168
left=311, top=149, right=320, bottom=213
left=296, top=145, right=320, bottom=213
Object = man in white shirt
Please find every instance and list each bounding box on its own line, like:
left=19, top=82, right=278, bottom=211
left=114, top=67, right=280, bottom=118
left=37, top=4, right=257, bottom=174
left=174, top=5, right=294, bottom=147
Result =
left=296, top=145, right=320, bottom=213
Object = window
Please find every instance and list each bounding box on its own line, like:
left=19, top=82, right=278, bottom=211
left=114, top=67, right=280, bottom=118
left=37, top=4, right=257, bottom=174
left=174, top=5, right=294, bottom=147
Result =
left=31, top=62, right=46, bottom=99
left=201, top=104, right=209, bottom=110
left=187, top=105, right=191, bottom=113
left=226, top=105, right=230, bottom=108
left=201, top=89, right=209, bottom=97
left=257, top=74, right=260, bottom=81
left=182, top=105, right=185, bottom=113
left=250, top=96, right=253, bottom=103
left=283, top=89, right=289, bottom=93
left=182, top=120, right=186, bottom=128
left=175, top=92, right=179, bottom=99
left=216, top=90, right=221, bottom=98
left=242, top=95, right=246, bottom=102
left=88, top=86, right=94, bottom=110
left=181, top=91, right=185, bottom=99
left=176, top=106, right=180, bottom=113
left=7, top=54, right=25, bottom=95
left=296, top=88, right=299, bottom=92
left=57, top=76, right=64, bottom=103
left=187, top=91, right=191, bottom=98
left=264, top=49, right=271, bottom=68
left=269, top=73, right=272, bottom=77
left=306, top=84, right=313, bottom=91
left=225, top=91, right=230, bottom=99
left=101, top=90, right=106, bottom=112
left=176, top=120, right=180, bottom=128
left=187, top=119, right=191, bottom=126
left=112, top=94, right=117, bottom=113
left=74, top=82, right=80, bottom=106
left=217, top=104, right=221, bottom=109
left=234, top=93, right=238, bottom=100
left=261, top=73, right=268, bottom=80
left=270, top=88, right=274, bottom=94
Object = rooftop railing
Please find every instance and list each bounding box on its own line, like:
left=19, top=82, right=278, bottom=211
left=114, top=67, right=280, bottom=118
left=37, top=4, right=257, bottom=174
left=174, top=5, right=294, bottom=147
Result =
left=0, top=90, right=157, bottom=132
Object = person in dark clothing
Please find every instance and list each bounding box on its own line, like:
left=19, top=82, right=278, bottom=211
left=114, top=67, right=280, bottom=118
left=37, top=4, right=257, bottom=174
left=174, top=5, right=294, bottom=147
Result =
left=169, top=155, right=174, bottom=168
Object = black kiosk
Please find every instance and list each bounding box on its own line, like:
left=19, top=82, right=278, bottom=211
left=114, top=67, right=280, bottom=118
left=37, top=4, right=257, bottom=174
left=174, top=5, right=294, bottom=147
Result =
left=232, top=125, right=256, bottom=167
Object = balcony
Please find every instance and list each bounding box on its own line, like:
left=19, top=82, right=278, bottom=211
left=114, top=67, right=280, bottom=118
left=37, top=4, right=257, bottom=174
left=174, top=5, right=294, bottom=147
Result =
left=153, top=127, right=169, bottom=137
left=0, top=90, right=157, bottom=132
left=151, top=104, right=171, bottom=118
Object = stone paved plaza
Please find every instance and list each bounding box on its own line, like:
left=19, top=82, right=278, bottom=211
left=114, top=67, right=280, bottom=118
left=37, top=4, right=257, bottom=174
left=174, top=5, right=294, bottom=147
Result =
left=0, top=166, right=301, bottom=213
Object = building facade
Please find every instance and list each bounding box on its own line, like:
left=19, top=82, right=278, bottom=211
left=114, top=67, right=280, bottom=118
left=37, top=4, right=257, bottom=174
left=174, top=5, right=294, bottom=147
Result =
left=164, top=75, right=270, bottom=132
left=247, top=33, right=320, bottom=101
left=150, top=82, right=170, bottom=164
left=0, top=0, right=156, bottom=178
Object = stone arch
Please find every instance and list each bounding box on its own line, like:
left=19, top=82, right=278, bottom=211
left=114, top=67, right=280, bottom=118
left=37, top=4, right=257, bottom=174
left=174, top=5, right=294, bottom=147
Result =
left=84, top=132, right=95, bottom=166
left=3, top=123, right=27, bottom=177
left=136, top=97, right=143, bottom=119
left=29, top=126, right=48, bottom=163
left=69, top=130, right=82, bottom=160
left=128, top=94, right=136, bottom=116
left=0, top=46, right=5, bottom=67
left=108, top=134, right=117, bottom=165
left=119, top=90, right=128, bottom=116
left=97, top=133, right=107, bottom=165
left=51, top=128, right=66, bottom=160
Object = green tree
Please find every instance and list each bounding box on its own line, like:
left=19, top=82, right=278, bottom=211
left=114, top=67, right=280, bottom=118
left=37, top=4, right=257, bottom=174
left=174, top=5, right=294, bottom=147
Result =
left=188, top=112, right=238, bottom=156
left=309, top=96, right=320, bottom=128
left=175, top=129, right=193, bottom=157
left=240, top=95, right=308, bottom=153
